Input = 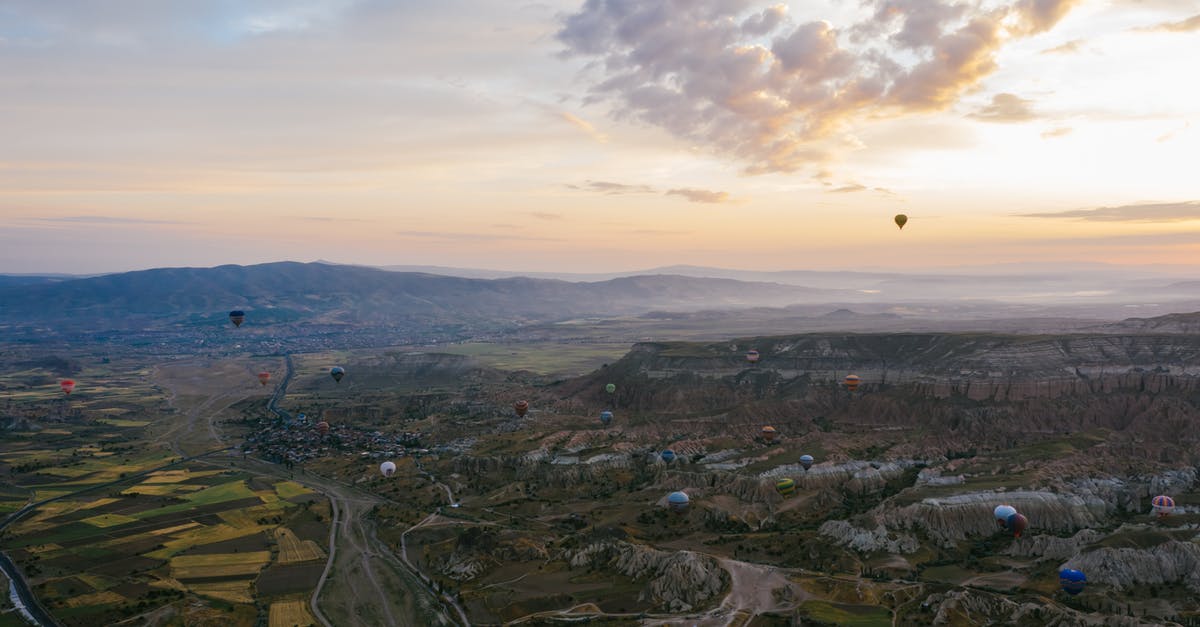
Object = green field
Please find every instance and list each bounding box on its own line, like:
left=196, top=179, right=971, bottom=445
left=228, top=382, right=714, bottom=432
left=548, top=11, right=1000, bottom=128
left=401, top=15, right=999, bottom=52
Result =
left=430, top=342, right=631, bottom=375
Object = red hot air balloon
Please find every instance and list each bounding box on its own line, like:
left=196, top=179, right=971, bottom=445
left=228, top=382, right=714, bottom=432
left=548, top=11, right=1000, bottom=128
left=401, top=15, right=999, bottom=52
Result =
left=1008, top=512, right=1029, bottom=538
left=514, top=400, right=529, bottom=417
left=844, top=374, right=861, bottom=392
left=60, top=380, right=76, bottom=395
left=257, top=372, right=271, bottom=386
left=316, top=421, right=330, bottom=435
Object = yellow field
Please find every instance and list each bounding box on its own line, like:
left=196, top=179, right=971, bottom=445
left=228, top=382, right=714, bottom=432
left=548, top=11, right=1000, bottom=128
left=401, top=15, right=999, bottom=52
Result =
left=143, top=469, right=225, bottom=484
left=62, top=591, right=125, bottom=608
left=123, top=483, right=185, bottom=496
left=149, top=577, right=187, bottom=591
left=97, top=418, right=151, bottom=427
left=274, top=481, right=313, bottom=499
left=170, top=551, right=271, bottom=580
left=191, top=580, right=255, bottom=604
left=81, top=513, right=138, bottom=528
left=35, top=466, right=95, bottom=478
left=257, top=490, right=281, bottom=504
left=149, top=522, right=203, bottom=536
left=78, top=497, right=120, bottom=510
left=145, top=523, right=267, bottom=559
left=274, top=527, right=326, bottom=564
left=269, top=600, right=316, bottom=627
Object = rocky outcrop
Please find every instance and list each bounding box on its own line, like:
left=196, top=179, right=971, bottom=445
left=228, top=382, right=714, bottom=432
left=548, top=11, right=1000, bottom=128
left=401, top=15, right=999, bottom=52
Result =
left=819, top=520, right=920, bottom=554
left=881, top=491, right=1104, bottom=547
left=1007, top=529, right=1104, bottom=561
left=921, top=589, right=1174, bottom=626
left=762, top=460, right=921, bottom=494
left=1064, top=540, right=1200, bottom=592
left=563, top=540, right=728, bottom=612
left=1067, top=469, right=1198, bottom=514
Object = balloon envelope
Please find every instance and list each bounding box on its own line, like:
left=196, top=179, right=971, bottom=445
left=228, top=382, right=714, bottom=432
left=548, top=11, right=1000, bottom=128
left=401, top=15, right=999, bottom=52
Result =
left=667, top=491, right=690, bottom=513
left=1152, top=495, right=1175, bottom=517
left=605, top=383, right=616, bottom=394
left=257, top=372, right=270, bottom=386
left=514, top=400, right=529, bottom=417
left=776, top=478, right=797, bottom=497
left=316, top=421, right=330, bottom=435
left=1059, top=569, right=1086, bottom=595
left=994, top=505, right=1017, bottom=527
left=894, top=214, right=908, bottom=230
left=746, top=350, right=760, bottom=363
left=380, top=461, right=396, bottom=477
left=330, top=366, right=345, bottom=383
left=761, top=425, right=777, bottom=442
left=229, top=310, right=245, bottom=327
left=599, top=410, right=613, bottom=425
left=661, top=450, right=676, bottom=463
left=1007, top=512, right=1028, bottom=538
left=800, top=454, right=814, bottom=471
left=60, top=379, right=76, bottom=395
left=844, top=374, right=861, bottom=392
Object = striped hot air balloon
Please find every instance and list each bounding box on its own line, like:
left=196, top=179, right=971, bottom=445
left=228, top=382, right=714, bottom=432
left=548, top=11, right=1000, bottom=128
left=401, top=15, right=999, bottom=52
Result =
left=1152, top=495, right=1175, bottom=518
left=746, top=350, right=760, bottom=363
left=776, top=478, right=796, bottom=497
left=1059, top=569, right=1086, bottom=595
left=844, top=374, right=861, bottom=392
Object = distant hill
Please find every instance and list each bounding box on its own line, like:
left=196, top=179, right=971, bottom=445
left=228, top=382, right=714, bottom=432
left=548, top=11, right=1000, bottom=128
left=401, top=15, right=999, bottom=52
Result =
left=1095, top=311, right=1200, bottom=334
left=0, top=261, right=841, bottom=332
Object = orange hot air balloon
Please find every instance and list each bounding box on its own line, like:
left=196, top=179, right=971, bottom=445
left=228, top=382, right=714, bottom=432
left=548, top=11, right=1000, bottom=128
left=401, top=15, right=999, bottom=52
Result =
left=761, top=425, right=777, bottom=442
left=60, top=379, right=76, bottom=395
left=257, top=372, right=271, bottom=386
left=844, top=374, right=861, bottom=392
left=514, top=400, right=529, bottom=417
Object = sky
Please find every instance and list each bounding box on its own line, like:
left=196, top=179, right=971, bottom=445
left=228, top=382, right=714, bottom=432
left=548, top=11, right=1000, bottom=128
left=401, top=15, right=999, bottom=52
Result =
left=1, top=0, right=1199, bottom=274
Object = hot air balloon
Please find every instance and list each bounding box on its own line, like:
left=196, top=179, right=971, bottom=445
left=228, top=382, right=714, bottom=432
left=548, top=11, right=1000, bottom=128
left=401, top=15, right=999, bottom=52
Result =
left=1007, top=512, right=1028, bottom=538
left=229, top=310, right=245, bottom=327
left=330, top=366, right=345, bottom=384
left=1152, top=495, right=1175, bottom=518
left=316, top=421, right=330, bottom=435
left=844, top=374, right=861, bottom=392
left=746, top=350, right=760, bottom=363
left=667, top=491, right=690, bottom=514
left=800, top=454, right=814, bottom=471
left=761, top=425, right=777, bottom=442
left=257, top=372, right=270, bottom=386
left=776, top=478, right=797, bottom=497
left=993, top=504, right=1017, bottom=528
left=60, top=379, right=76, bottom=395
left=605, top=383, right=616, bottom=394
left=661, top=450, right=676, bottom=463
left=297, top=413, right=306, bottom=422
left=380, top=461, right=397, bottom=477
left=894, top=214, right=908, bottom=230
left=514, top=400, right=529, bottom=417
left=1059, top=569, right=1086, bottom=596
left=599, top=410, right=613, bottom=426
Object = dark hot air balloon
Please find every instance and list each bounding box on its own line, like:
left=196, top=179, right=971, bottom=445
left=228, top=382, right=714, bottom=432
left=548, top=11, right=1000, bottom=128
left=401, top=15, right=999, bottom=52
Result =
left=1059, top=569, right=1086, bottom=595
left=316, top=421, right=330, bottom=435
left=661, top=450, right=676, bottom=463
left=599, top=410, right=613, bottom=426
left=229, top=310, right=245, bottom=327
left=1007, top=512, right=1028, bottom=538
left=894, top=214, right=908, bottom=230
left=330, top=366, right=345, bottom=383
left=514, top=400, right=529, bottom=417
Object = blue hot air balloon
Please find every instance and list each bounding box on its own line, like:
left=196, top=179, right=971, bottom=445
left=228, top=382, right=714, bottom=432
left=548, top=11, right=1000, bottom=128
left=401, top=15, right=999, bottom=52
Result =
left=661, top=449, right=676, bottom=463
left=994, top=504, right=1017, bottom=528
left=599, top=410, right=613, bottom=426
left=667, top=491, right=689, bottom=514
left=800, top=454, right=814, bottom=471
left=1059, top=569, right=1086, bottom=595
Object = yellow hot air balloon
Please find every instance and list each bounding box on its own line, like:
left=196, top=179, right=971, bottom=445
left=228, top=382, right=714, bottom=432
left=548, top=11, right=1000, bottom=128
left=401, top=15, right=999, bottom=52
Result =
left=894, top=214, right=908, bottom=230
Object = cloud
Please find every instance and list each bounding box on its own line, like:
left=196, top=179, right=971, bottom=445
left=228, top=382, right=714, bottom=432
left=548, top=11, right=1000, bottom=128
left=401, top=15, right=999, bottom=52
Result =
left=666, top=188, right=731, bottom=204
left=568, top=180, right=656, bottom=194
left=969, top=93, right=1037, bottom=123
left=1156, top=122, right=1191, bottom=143
left=560, top=112, right=608, bottom=143
left=828, top=184, right=868, bottom=193
left=1019, top=201, right=1200, bottom=222
left=1135, top=13, right=1200, bottom=32
left=528, top=211, right=563, bottom=220
left=558, top=0, right=1082, bottom=174
left=35, top=215, right=186, bottom=225
left=1041, top=126, right=1073, bottom=139
left=395, top=230, right=563, bottom=242
left=1041, top=38, right=1083, bottom=54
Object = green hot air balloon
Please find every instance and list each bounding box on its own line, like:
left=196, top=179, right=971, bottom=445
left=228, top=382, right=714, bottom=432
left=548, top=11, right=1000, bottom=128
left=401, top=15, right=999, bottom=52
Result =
left=605, top=383, right=616, bottom=394
left=776, top=478, right=797, bottom=497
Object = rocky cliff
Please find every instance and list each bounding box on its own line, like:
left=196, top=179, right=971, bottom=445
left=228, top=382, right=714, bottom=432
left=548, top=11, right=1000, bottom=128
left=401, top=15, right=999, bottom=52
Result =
left=563, top=540, right=728, bottom=612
